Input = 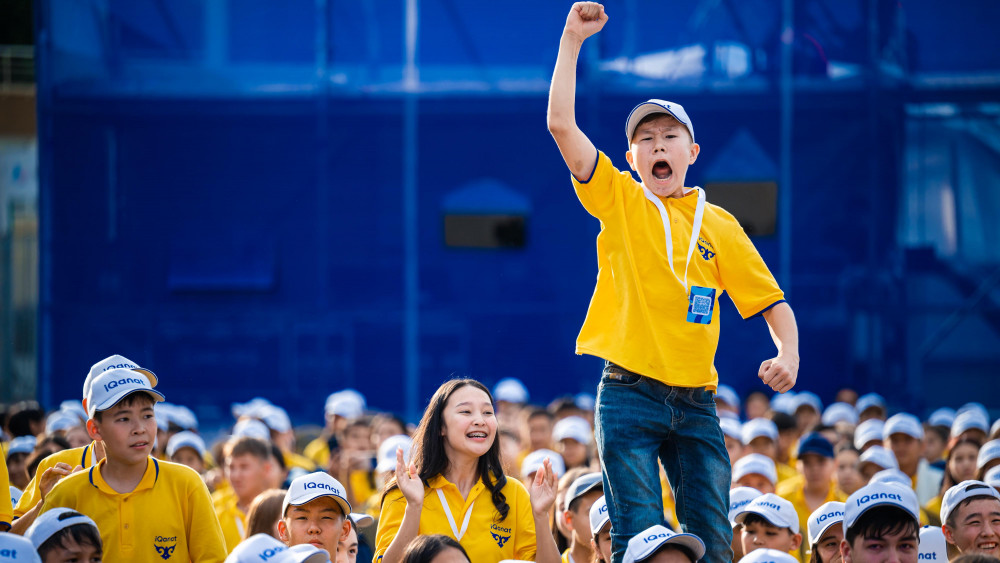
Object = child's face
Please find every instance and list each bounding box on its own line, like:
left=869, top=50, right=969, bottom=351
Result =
left=842, top=527, right=918, bottom=563
left=626, top=114, right=699, bottom=198
left=279, top=497, right=350, bottom=554
left=747, top=437, right=777, bottom=459
left=735, top=473, right=775, bottom=495
left=558, top=438, right=588, bottom=468
left=814, top=523, right=844, bottom=563
left=566, top=489, right=603, bottom=546
left=89, top=397, right=156, bottom=466
left=335, top=525, right=358, bottom=563
left=725, top=436, right=743, bottom=465
left=226, top=453, right=271, bottom=503
left=592, top=524, right=612, bottom=563
left=741, top=519, right=801, bottom=554
left=41, top=535, right=103, bottom=563
left=798, top=453, right=834, bottom=486
left=171, top=447, right=205, bottom=474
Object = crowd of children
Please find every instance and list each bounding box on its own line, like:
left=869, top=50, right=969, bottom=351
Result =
left=1, top=354, right=999, bottom=562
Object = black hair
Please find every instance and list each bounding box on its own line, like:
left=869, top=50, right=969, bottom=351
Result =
left=400, top=534, right=470, bottom=563
left=770, top=412, right=798, bottom=433
left=844, top=505, right=918, bottom=546
left=225, top=436, right=272, bottom=462
left=951, top=554, right=1000, bottom=563
left=924, top=422, right=950, bottom=441
left=93, top=392, right=155, bottom=422
left=547, top=396, right=579, bottom=417
left=37, top=513, right=103, bottom=559
left=944, top=482, right=1000, bottom=528
left=742, top=513, right=794, bottom=531
left=382, top=378, right=509, bottom=522
left=939, top=437, right=984, bottom=498
left=525, top=407, right=554, bottom=422
left=7, top=400, right=44, bottom=437
left=654, top=543, right=697, bottom=563
left=268, top=443, right=287, bottom=471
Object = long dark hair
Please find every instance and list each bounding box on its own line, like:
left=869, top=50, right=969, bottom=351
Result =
left=939, top=437, right=983, bottom=496
left=400, top=534, right=470, bottom=563
left=382, top=378, right=510, bottom=521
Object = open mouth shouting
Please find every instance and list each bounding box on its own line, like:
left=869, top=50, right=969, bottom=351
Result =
left=652, top=159, right=673, bottom=181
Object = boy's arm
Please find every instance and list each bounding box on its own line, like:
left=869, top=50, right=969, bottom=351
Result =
left=758, top=302, right=799, bottom=393
left=547, top=2, right=608, bottom=181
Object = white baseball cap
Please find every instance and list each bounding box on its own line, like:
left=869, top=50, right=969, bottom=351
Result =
left=822, top=402, right=859, bottom=426
left=738, top=548, right=799, bottom=563
left=991, top=418, right=1000, bottom=439
left=883, top=413, right=923, bottom=440
left=869, top=468, right=911, bottom=488
left=324, top=390, right=366, bottom=418
left=952, top=410, right=989, bottom=438
left=728, top=487, right=763, bottom=526
left=83, top=354, right=158, bottom=410
left=625, top=100, right=696, bottom=144
left=770, top=392, right=797, bottom=416
left=957, top=402, right=989, bottom=421
left=844, top=482, right=919, bottom=532
left=940, top=480, right=1000, bottom=526
left=283, top=472, right=351, bottom=517
left=794, top=392, right=822, bottom=414
left=11, top=485, right=23, bottom=508
left=493, top=378, right=529, bottom=404
left=807, top=501, right=845, bottom=546
left=553, top=416, right=592, bottom=446
left=7, top=435, right=36, bottom=457
left=166, top=431, right=207, bottom=459
left=285, top=544, right=333, bottom=563
left=623, top=524, right=705, bottom=563
left=86, top=367, right=165, bottom=418
left=520, top=449, right=565, bottom=481
left=732, top=454, right=778, bottom=486
left=984, top=465, right=1000, bottom=489
left=855, top=393, right=886, bottom=416
left=376, top=434, right=413, bottom=473
left=854, top=419, right=885, bottom=450
left=977, top=440, right=1000, bottom=472
left=169, top=405, right=199, bottom=431
left=0, top=532, right=41, bottom=563
left=565, top=472, right=604, bottom=509
left=233, top=418, right=271, bottom=441
left=575, top=392, right=596, bottom=412
left=589, top=495, right=611, bottom=536
left=918, top=525, right=948, bottom=561
left=927, top=407, right=956, bottom=428
left=260, top=405, right=292, bottom=433
left=716, top=384, right=741, bottom=409
left=45, top=411, right=80, bottom=434
left=231, top=397, right=273, bottom=420
left=735, top=493, right=799, bottom=534
left=59, top=400, right=87, bottom=423
left=225, top=534, right=289, bottom=563
left=348, top=512, right=374, bottom=527
left=721, top=417, right=743, bottom=441
left=859, top=445, right=898, bottom=471
left=741, top=418, right=779, bottom=445
left=25, top=507, right=100, bottom=549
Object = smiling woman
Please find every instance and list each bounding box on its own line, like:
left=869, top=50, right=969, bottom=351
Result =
left=374, top=379, right=562, bottom=563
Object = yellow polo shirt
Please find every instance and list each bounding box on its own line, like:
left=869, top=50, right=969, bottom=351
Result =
left=14, top=441, right=100, bottom=518
left=572, top=152, right=784, bottom=389
left=213, top=492, right=246, bottom=553
left=304, top=437, right=330, bottom=467
left=42, top=457, right=227, bottom=563
left=375, top=474, right=537, bottom=562
left=1, top=451, right=11, bottom=529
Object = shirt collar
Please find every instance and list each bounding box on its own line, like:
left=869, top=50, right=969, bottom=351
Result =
left=89, top=456, right=159, bottom=495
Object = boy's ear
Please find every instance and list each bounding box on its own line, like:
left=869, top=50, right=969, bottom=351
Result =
left=340, top=519, right=351, bottom=541
left=942, top=524, right=955, bottom=544
left=86, top=419, right=102, bottom=441
left=277, top=519, right=290, bottom=543
left=625, top=150, right=636, bottom=171
left=790, top=531, right=803, bottom=551
left=840, top=538, right=852, bottom=562
left=688, top=142, right=700, bottom=165
left=562, top=509, right=574, bottom=529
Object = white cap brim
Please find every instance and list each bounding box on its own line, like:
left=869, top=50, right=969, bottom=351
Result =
left=90, top=388, right=165, bottom=418
left=283, top=490, right=352, bottom=519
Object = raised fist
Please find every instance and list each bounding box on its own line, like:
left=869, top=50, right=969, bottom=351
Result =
left=565, top=2, right=608, bottom=41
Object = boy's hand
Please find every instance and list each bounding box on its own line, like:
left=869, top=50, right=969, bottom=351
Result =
left=759, top=354, right=798, bottom=394
left=39, top=463, right=83, bottom=501
left=565, top=2, right=608, bottom=42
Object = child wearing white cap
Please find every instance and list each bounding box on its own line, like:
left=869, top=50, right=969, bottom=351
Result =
left=560, top=472, right=604, bottom=563
left=918, top=525, right=948, bottom=562
left=977, top=440, right=1000, bottom=481
left=11, top=354, right=158, bottom=535
left=805, top=502, right=844, bottom=563
left=923, top=437, right=982, bottom=527
left=734, top=494, right=802, bottom=560
left=552, top=417, right=593, bottom=471
left=39, top=368, right=227, bottom=563
left=225, top=533, right=329, bottom=563
left=883, top=413, right=944, bottom=505
left=590, top=495, right=612, bottom=563
left=739, top=548, right=799, bottom=563
left=940, top=480, right=1000, bottom=559
left=166, top=430, right=208, bottom=475
left=0, top=532, right=41, bottom=563
left=279, top=472, right=352, bottom=557
left=622, top=524, right=705, bottom=563
left=841, top=482, right=920, bottom=563
left=733, top=454, right=779, bottom=495
left=548, top=4, right=799, bottom=561
left=729, top=487, right=764, bottom=562
left=24, top=507, right=102, bottom=563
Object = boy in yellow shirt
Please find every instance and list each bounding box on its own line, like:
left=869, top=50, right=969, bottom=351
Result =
left=548, top=3, right=799, bottom=561
left=278, top=471, right=352, bottom=558
left=40, top=368, right=226, bottom=563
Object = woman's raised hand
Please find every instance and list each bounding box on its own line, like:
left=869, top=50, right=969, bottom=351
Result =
left=395, top=445, right=424, bottom=506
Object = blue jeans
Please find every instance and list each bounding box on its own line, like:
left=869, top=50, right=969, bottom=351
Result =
left=595, top=362, right=733, bottom=563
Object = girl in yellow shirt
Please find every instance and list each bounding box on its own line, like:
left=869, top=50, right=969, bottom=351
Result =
left=375, top=379, right=562, bottom=563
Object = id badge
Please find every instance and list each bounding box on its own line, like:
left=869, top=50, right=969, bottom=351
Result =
left=687, top=286, right=716, bottom=324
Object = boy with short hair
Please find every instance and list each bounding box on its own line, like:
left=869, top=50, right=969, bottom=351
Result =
left=217, top=436, right=276, bottom=552
left=561, top=472, right=604, bottom=563
left=883, top=413, right=943, bottom=505
left=11, top=354, right=158, bottom=535
left=24, top=507, right=103, bottom=563
left=278, top=472, right=352, bottom=556
left=777, top=433, right=845, bottom=558
left=840, top=481, right=919, bottom=563
left=940, top=480, right=1000, bottom=559
left=735, top=493, right=803, bottom=559
left=39, top=368, right=226, bottom=562
left=547, top=3, right=799, bottom=561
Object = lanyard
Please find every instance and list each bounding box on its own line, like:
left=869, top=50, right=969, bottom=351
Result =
left=436, top=488, right=474, bottom=541
left=641, top=186, right=706, bottom=291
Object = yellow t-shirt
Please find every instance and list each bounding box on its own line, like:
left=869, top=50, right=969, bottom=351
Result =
left=42, top=457, right=227, bottom=563
left=1, top=449, right=12, bottom=529
left=214, top=492, right=247, bottom=553
left=572, top=152, right=784, bottom=388
left=375, top=474, right=537, bottom=563
left=14, top=441, right=101, bottom=518
left=283, top=451, right=319, bottom=473
left=924, top=495, right=943, bottom=527
left=304, top=437, right=331, bottom=467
